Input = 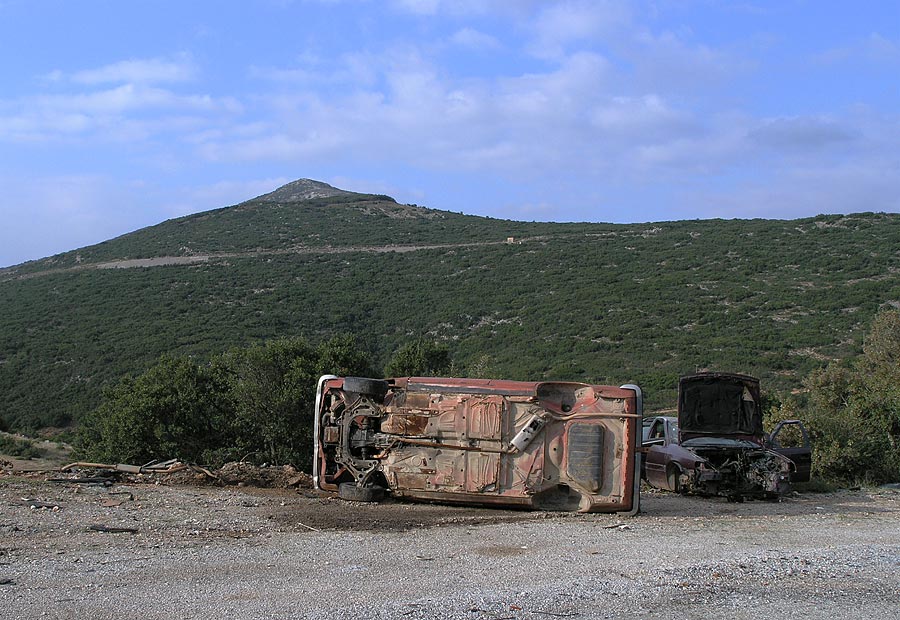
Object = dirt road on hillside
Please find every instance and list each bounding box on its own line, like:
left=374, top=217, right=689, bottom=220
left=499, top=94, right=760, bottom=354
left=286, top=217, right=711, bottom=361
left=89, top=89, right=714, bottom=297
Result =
left=0, top=237, right=544, bottom=281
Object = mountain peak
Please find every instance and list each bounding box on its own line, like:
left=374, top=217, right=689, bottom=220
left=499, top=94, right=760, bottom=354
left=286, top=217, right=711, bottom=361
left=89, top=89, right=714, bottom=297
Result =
left=254, top=179, right=357, bottom=203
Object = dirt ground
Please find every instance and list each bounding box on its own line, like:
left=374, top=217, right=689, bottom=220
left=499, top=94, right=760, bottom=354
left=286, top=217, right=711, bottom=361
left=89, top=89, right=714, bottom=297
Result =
left=1, top=469, right=898, bottom=619
left=1, top=471, right=896, bottom=536
left=6, top=460, right=890, bottom=535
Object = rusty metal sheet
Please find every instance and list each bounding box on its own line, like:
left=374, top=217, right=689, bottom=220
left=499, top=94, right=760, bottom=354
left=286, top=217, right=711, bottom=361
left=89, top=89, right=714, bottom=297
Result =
left=464, top=452, right=500, bottom=493
left=565, top=423, right=604, bottom=492
left=464, top=396, right=504, bottom=440
left=381, top=413, right=430, bottom=436
left=315, top=375, right=640, bottom=513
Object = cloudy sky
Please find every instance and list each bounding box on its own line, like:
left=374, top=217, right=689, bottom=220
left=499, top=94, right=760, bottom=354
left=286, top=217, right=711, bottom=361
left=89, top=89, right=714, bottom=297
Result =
left=1, top=1, right=898, bottom=266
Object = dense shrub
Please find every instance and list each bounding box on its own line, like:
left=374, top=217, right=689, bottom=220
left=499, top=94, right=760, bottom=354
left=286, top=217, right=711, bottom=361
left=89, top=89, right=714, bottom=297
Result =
left=385, top=339, right=452, bottom=377
left=0, top=433, right=44, bottom=459
left=78, top=356, right=229, bottom=465
left=77, top=335, right=372, bottom=470
left=766, top=310, right=900, bottom=484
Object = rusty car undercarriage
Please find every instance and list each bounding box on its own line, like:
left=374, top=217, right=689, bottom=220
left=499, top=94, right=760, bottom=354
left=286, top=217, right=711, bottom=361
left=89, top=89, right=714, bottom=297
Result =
left=314, top=376, right=642, bottom=513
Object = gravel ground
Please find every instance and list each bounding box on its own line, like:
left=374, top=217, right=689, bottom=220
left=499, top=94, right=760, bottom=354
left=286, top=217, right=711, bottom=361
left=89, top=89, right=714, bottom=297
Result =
left=1, top=476, right=898, bottom=619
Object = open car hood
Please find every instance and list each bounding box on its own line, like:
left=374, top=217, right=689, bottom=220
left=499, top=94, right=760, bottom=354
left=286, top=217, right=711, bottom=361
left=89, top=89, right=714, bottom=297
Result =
left=678, top=373, right=764, bottom=441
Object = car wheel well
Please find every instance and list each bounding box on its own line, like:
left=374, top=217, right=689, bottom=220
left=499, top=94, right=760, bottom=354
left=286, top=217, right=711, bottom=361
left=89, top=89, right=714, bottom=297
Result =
left=666, top=463, right=684, bottom=493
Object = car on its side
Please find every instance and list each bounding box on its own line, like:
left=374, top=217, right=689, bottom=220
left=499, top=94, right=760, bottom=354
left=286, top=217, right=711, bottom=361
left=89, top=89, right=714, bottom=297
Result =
left=641, top=372, right=811, bottom=500
left=314, top=375, right=643, bottom=513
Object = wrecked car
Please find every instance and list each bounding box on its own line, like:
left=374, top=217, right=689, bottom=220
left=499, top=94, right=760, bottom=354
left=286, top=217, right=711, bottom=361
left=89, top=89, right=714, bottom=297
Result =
left=641, top=372, right=811, bottom=500
left=314, top=375, right=643, bottom=513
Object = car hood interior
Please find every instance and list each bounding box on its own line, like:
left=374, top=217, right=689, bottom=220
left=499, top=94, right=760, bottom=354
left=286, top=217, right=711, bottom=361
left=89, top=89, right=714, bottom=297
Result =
left=678, top=373, right=764, bottom=439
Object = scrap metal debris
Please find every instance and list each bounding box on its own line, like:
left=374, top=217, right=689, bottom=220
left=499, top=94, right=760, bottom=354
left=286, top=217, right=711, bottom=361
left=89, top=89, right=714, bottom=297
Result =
left=22, top=499, right=61, bottom=510
left=88, top=524, right=138, bottom=534
left=60, top=459, right=188, bottom=475
left=48, top=476, right=115, bottom=485
left=602, top=522, right=633, bottom=530
left=53, top=460, right=311, bottom=490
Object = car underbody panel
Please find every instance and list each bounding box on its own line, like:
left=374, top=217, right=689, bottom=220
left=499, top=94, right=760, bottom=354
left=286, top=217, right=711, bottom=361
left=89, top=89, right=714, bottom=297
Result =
left=314, top=376, right=641, bottom=513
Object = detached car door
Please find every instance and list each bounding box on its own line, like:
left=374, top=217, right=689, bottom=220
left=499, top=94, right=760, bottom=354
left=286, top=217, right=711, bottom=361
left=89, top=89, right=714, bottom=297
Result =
left=642, top=417, right=670, bottom=489
left=768, top=420, right=812, bottom=482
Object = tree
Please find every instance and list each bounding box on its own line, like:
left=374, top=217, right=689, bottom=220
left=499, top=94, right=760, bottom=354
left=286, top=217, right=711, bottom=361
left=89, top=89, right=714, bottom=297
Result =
left=385, top=339, right=452, bottom=377
left=767, top=309, right=900, bottom=484
left=856, top=310, right=900, bottom=465
left=77, top=356, right=227, bottom=464
left=465, top=353, right=498, bottom=379
left=213, top=335, right=372, bottom=466
left=213, top=338, right=318, bottom=465
left=315, top=333, right=373, bottom=378
left=78, top=334, right=371, bottom=470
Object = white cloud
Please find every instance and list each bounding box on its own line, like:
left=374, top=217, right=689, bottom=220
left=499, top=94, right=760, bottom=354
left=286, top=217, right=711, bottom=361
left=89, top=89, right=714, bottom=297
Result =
left=630, top=29, right=741, bottom=91
left=38, top=69, right=64, bottom=84
left=34, top=85, right=228, bottom=114
left=250, top=51, right=382, bottom=88
left=864, top=33, right=900, bottom=63
left=686, top=159, right=900, bottom=220
left=498, top=52, right=612, bottom=120
left=590, top=94, right=694, bottom=139
left=391, top=0, right=440, bottom=14
left=748, top=116, right=857, bottom=150
left=0, top=78, right=241, bottom=143
left=816, top=32, right=900, bottom=65
left=449, top=27, right=501, bottom=51
left=159, top=178, right=294, bottom=217
left=248, top=65, right=315, bottom=83
left=195, top=50, right=620, bottom=171
left=198, top=129, right=350, bottom=163
left=389, top=0, right=521, bottom=16
left=529, top=0, right=631, bottom=59
left=71, top=56, right=197, bottom=85
left=0, top=55, right=236, bottom=143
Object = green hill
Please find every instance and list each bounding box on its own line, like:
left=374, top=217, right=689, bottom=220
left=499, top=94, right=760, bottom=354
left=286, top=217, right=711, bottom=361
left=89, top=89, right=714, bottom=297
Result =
left=1, top=179, right=899, bottom=431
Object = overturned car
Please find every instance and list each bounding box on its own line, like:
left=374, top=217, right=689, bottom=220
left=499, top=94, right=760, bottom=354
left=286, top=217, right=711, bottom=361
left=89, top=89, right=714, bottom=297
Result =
left=314, top=376, right=643, bottom=513
left=642, top=372, right=811, bottom=500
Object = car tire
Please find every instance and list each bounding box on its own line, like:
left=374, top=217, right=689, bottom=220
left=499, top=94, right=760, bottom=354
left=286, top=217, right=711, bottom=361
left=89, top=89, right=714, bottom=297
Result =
left=666, top=465, right=683, bottom=493
left=338, top=482, right=386, bottom=502
left=342, top=376, right=389, bottom=399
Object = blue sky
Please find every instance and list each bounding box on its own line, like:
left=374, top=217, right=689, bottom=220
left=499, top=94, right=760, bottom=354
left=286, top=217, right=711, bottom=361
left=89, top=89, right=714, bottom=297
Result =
left=1, top=0, right=898, bottom=267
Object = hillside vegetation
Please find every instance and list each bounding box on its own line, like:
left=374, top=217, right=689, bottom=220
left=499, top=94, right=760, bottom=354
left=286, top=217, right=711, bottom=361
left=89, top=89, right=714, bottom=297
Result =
left=767, top=309, right=900, bottom=484
left=1, top=179, right=898, bottom=432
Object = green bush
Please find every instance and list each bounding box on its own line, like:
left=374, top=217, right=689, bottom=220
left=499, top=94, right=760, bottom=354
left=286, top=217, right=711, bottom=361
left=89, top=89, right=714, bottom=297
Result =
left=0, top=434, right=44, bottom=459
left=767, top=310, right=900, bottom=485
left=385, top=339, right=452, bottom=377
left=77, top=335, right=372, bottom=470
left=77, top=356, right=228, bottom=465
